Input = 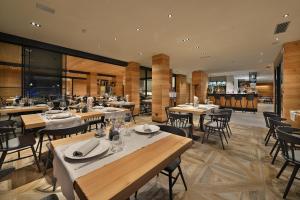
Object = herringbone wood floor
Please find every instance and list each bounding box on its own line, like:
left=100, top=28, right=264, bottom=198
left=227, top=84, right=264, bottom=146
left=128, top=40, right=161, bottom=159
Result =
left=0, top=115, right=299, bottom=200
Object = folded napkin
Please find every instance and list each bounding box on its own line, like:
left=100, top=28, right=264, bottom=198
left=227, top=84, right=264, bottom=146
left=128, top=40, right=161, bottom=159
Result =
left=143, top=124, right=152, bottom=132
left=73, top=139, right=100, bottom=157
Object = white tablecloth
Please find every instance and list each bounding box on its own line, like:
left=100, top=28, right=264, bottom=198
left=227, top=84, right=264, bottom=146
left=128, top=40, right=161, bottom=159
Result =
left=53, top=129, right=170, bottom=200
left=40, top=113, right=82, bottom=129
left=94, top=107, right=128, bottom=119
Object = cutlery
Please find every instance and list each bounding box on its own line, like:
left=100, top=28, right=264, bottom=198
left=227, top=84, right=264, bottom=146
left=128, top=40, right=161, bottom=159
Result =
left=74, top=152, right=114, bottom=170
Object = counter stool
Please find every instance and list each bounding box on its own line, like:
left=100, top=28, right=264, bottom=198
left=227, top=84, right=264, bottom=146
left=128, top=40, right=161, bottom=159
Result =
left=225, top=95, right=231, bottom=108
left=215, top=95, right=221, bottom=105
left=246, top=94, right=255, bottom=111
left=234, top=95, right=243, bottom=110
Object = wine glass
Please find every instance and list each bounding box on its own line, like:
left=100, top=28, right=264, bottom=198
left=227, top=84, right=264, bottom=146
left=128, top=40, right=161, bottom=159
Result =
left=111, top=135, right=123, bottom=152
left=47, top=102, right=54, bottom=110
left=60, top=101, right=67, bottom=111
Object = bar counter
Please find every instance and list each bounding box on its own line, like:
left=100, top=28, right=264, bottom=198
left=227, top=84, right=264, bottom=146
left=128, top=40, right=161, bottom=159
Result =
left=208, top=94, right=258, bottom=112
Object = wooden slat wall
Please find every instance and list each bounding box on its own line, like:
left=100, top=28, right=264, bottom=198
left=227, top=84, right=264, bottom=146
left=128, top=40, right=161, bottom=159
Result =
left=0, top=42, right=22, bottom=98
left=256, top=82, right=273, bottom=97
left=114, top=75, right=123, bottom=96
left=125, top=62, right=140, bottom=115
left=282, top=40, right=300, bottom=127
left=176, top=74, right=188, bottom=104
left=87, top=73, right=98, bottom=96
left=192, top=70, right=208, bottom=103
left=152, top=54, right=170, bottom=122
left=73, top=79, right=87, bottom=96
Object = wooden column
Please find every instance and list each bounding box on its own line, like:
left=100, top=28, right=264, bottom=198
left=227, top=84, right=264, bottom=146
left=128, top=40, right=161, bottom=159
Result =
left=125, top=62, right=140, bottom=115
left=282, top=40, right=300, bottom=127
left=176, top=74, right=188, bottom=105
left=114, top=75, right=124, bottom=96
left=192, top=70, right=208, bottom=103
left=87, top=72, right=98, bottom=96
left=152, top=54, right=170, bottom=122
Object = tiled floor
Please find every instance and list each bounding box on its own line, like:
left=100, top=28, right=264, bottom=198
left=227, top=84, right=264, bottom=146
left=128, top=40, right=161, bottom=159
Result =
left=0, top=104, right=299, bottom=200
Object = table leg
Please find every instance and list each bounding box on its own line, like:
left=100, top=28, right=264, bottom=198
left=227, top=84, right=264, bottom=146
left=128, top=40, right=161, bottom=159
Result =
left=200, top=114, right=205, bottom=132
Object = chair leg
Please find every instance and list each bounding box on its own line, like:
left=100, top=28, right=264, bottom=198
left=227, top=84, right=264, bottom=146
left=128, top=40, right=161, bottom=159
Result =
left=222, top=130, right=228, bottom=144
left=264, top=129, right=271, bottom=141
left=270, top=140, right=278, bottom=155
left=31, top=146, right=41, bottom=172
left=52, top=176, right=57, bottom=192
left=202, top=130, right=206, bottom=144
left=271, top=145, right=281, bottom=165
left=178, top=165, right=187, bottom=191
left=276, top=160, right=289, bottom=178
left=283, top=165, right=299, bottom=199
left=38, top=134, right=44, bottom=161
left=225, top=126, right=230, bottom=138
left=134, top=191, right=138, bottom=199
left=227, top=124, right=232, bottom=135
left=265, top=130, right=273, bottom=146
left=168, top=172, right=173, bottom=200
left=0, top=151, right=7, bottom=169
left=43, top=150, right=52, bottom=175
left=219, top=132, right=225, bottom=150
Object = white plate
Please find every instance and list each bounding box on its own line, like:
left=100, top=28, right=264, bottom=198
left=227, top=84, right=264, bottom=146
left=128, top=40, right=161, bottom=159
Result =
left=64, top=139, right=110, bottom=160
left=4, top=106, right=15, bottom=109
left=36, top=104, right=47, bottom=107
left=50, top=113, right=72, bottom=119
left=177, top=104, right=192, bottom=107
left=93, top=106, right=104, bottom=109
left=45, top=110, right=63, bottom=114
left=134, top=125, right=160, bottom=134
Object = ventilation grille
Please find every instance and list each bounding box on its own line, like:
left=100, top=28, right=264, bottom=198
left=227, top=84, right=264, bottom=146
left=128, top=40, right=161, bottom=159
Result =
left=36, top=3, right=55, bottom=14
left=274, top=21, right=290, bottom=34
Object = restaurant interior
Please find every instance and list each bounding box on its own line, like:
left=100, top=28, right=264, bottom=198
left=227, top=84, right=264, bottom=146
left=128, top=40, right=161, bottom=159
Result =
left=0, top=0, right=300, bottom=200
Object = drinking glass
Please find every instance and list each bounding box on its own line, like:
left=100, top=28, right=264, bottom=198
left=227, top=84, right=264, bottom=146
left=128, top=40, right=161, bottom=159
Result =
left=47, top=102, right=54, bottom=110
left=60, top=101, right=67, bottom=110
left=111, top=135, right=123, bottom=152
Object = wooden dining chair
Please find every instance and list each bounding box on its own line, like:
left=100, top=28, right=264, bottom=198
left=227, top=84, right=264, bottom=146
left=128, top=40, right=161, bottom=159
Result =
left=135, top=125, right=188, bottom=200
left=276, top=126, right=300, bottom=199
left=168, top=112, right=193, bottom=138
left=122, top=104, right=136, bottom=123
left=0, top=127, right=40, bottom=171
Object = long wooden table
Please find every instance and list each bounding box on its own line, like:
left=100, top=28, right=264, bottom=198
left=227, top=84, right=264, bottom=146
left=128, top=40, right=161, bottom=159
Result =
left=21, top=109, right=128, bottom=129
left=51, top=131, right=192, bottom=200
left=0, top=105, right=49, bottom=116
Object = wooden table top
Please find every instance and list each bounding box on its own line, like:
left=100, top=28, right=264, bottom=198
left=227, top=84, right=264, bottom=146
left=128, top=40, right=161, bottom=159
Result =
left=0, top=106, right=49, bottom=116
left=108, top=101, right=135, bottom=106
left=169, top=106, right=207, bottom=115
left=21, top=109, right=128, bottom=129
left=50, top=131, right=192, bottom=200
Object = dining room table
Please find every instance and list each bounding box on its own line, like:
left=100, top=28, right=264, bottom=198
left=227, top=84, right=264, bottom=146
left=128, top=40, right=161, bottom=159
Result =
left=50, top=125, right=192, bottom=200
left=0, top=105, right=49, bottom=117
left=169, top=103, right=219, bottom=132
left=108, top=101, right=135, bottom=107
left=21, top=107, right=129, bottom=130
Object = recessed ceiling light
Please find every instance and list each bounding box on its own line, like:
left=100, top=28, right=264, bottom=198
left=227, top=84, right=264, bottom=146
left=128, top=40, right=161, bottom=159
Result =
left=136, top=27, right=141, bottom=31
left=196, top=46, right=200, bottom=49
left=30, top=21, right=41, bottom=27
left=114, top=37, right=117, bottom=41
left=168, top=14, right=172, bottom=18
left=260, top=52, right=264, bottom=56
left=182, top=38, right=190, bottom=42
left=138, top=52, right=143, bottom=55
left=275, top=37, right=279, bottom=41
left=283, top=13, right=289, bottom=18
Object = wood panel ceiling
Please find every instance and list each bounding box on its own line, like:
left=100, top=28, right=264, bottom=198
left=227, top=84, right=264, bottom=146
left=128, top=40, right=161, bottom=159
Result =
left=66, top=55, right=125, bottom=76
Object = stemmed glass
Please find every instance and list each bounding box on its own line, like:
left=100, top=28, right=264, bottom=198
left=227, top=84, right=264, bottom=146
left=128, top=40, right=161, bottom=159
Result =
left=60, top=101, right=67, bottom=111
left=47, top=102, right=54, bottom=110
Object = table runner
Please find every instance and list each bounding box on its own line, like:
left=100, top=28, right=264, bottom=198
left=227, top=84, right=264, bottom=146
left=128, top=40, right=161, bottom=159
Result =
left=39, top=113, right=82, bottom=129
left=53, top=130, right=170, bottom=200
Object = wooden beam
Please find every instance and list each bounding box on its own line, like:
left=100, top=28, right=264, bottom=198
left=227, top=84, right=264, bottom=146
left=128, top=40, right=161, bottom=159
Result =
left=125, top=62, right=140, bottom=115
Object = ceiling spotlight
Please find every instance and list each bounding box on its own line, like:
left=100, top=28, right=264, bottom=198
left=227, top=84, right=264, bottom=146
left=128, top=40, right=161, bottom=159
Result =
left=30, top=21, right=41, bottom=27
left=168, top=14, right=172, bottom=18
left=136, top=27, right=141, bottom=31
left=114, top=37, right=117, bottom=41
left=196, top=46, right=200, bottom=49
left=275, top=37, right=279, bottom=41
left=182, top=38, right=190, bottom=42
left=138, top=52, right=143, bottom=55
left=283, top=13, right=289, bottom=18
left=260, top=52, right=264, bottom=56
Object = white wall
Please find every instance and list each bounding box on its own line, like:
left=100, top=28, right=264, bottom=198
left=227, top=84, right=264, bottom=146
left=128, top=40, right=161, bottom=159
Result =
left=226, top=75, right=234, bottom=93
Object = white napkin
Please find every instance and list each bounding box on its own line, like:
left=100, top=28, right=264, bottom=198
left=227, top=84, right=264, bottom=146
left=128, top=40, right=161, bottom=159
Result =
left=194, top=96, right=199, bottom=104
left=73, top=138, right=100, bottom=157
left=290, top=110, right=300, bottom=121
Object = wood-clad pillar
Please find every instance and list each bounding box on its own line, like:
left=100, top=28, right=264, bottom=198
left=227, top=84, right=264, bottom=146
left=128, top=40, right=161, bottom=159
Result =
left=152, top=54, right=170, bottom=122
left=192, top=70, right=208, bottom=103
left=176, top=74, right=188, bottom=105
left=282, top=40, right=300, bottom=127
left=114, top=75, right=124, bottom=96
left=87, top=72, right=98, bottom=96
left=125, top=62, right=140, bottom=115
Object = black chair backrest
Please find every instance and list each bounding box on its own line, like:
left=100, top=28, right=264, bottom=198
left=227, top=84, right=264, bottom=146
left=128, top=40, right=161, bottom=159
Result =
left=234, top=95, right=242, bottom=100
left=158, top=125, right=186, bottom=137
left=169, top=112, right=192, bottom=128
left=165, top=106, right=170, bottom=119
left=38, top=123, right=88, bottom=140
left=269, top=118, right=291, bottom=131
left=0, top=127, right=15, bottom=150
left=246, top=94, right=255, bottom=101
left=210, top=113, right=229, bottom=129
left=219, top=109, right=233, bottom=121
left=263, top=112, right=279, bottom=128
left=276, top=127, right=300, bottom=164
left=122, top=104, right=135, bottom=115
